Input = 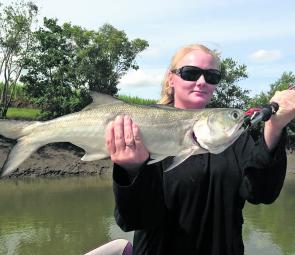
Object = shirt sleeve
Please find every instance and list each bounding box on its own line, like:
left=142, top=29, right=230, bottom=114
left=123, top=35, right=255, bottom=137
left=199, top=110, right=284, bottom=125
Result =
left=112, top=162, right=166, bottom=231
left=236, top=129, right=287, bottom=204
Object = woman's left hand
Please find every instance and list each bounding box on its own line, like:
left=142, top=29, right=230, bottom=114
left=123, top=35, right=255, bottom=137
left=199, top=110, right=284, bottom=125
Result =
left=264, top=88, right=295, bottom=150
left=268, top=88, right=295, bottom=130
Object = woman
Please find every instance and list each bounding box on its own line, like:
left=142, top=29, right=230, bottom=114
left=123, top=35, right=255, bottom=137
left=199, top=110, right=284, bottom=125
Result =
left=105, top=44, right=295, bottom=255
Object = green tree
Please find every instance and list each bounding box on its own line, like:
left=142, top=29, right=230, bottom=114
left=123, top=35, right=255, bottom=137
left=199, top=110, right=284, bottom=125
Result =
left=73, top=23, right=148, bottom=94
left=249, top=71, right=295, bottom=108
left=21, top=18, right=87, bottom=119
left=208, top=58, right=250, bottom=109
left=248, top=72, right=295, bottom=149
left=0, top=0, right=38, bottom=118
left=21, top=19, right=148, bottom=119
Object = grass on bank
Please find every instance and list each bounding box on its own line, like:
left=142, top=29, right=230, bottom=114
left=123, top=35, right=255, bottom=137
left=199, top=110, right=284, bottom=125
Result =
left=6, top=108, right=41, bottom=120
left=118, top=95, right=158, bottom=105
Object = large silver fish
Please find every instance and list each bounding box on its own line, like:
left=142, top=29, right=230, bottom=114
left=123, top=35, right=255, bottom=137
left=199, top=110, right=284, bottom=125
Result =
left=0, top=93, right=245, bottom=177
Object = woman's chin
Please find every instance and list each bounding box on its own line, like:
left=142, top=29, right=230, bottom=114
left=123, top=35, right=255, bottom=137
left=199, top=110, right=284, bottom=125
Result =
left=189, top=93, right=209, bottom=104
left=186, top=99, right=208, bottom=109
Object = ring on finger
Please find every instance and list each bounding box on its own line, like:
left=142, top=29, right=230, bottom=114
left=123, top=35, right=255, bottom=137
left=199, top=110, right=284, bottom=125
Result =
left=126, top=140, right=135, bottom=148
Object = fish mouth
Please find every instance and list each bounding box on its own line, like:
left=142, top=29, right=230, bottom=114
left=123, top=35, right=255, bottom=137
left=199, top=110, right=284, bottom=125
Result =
left=228, top=119, right=246, bottom=137
left=237, top=120, right=246, bottom=133
left=225, top=121, right=246, bottom=147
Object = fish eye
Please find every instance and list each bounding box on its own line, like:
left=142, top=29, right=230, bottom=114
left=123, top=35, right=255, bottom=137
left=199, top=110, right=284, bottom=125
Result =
left=231, top=110, right=240, bottom=120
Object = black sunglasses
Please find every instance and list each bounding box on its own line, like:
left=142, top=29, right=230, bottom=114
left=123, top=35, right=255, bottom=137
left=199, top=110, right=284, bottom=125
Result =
left=171, top=66, right=221, bottom=85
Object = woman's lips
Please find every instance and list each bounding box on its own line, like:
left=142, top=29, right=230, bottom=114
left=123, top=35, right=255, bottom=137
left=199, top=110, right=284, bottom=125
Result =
left=192, top=90, right=207, bottom=95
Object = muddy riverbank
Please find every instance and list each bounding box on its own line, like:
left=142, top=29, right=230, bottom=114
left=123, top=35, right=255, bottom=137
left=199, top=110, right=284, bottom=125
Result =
left=0, top=137, right=294, bottom=178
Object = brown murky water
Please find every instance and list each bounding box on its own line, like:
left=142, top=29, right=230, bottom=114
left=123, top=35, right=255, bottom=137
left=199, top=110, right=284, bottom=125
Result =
left=0, top=155, right=294, bottom=255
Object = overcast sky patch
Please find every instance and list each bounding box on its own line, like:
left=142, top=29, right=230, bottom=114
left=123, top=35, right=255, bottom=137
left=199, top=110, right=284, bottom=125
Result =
left=249, top=49, right=282, bottom=62
left=119, top=69, right=164, bottom=88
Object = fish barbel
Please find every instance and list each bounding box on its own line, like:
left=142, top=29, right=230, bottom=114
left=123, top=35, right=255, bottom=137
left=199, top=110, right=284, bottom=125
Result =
left=0, top=93, right=245, bottom=177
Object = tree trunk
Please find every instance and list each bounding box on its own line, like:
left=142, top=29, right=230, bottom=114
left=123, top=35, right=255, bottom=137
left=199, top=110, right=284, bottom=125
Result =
left=0, top=106, right=8, bottom=118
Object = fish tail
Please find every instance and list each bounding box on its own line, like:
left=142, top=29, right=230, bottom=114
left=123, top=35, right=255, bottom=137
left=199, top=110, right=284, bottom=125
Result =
left=0, top=120, right=42, bottom=177
left=1, top=137, right=42, bottom=177
left=0, top=119, right=41, bottom=139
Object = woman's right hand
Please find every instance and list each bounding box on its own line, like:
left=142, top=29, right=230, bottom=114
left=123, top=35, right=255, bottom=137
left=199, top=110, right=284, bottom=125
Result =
left=105, top=115, right=150, bottom=170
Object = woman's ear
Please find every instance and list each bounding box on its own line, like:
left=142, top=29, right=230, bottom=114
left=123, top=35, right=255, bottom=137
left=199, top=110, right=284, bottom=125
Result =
left=168, top=70, right=174, bottom=88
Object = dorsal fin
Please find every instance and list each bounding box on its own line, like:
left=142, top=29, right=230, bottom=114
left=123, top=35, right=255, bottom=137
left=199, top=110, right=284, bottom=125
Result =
left=82, top=92, right=122, bottom=111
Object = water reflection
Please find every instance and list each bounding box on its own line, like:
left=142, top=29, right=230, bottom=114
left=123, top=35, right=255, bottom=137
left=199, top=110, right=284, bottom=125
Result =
left=0, top=177, right=116, bottom=255
left=0, top=168, right=294, bottom=254
left=243, top=174, right=295, bottom=255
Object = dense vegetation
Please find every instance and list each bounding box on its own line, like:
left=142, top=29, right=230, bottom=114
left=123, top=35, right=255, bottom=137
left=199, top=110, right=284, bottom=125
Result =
left=0, top=0, right=294, bottom=150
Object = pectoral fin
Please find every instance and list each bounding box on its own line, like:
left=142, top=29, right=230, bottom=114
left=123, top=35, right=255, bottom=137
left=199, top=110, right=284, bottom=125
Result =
left=81, top=153, right=108, bottom=161
left=164, top=146, right=208, bottom=172
left=147, top=155, right=169, bottom=165
left=163, top=148, right=195, bottom=172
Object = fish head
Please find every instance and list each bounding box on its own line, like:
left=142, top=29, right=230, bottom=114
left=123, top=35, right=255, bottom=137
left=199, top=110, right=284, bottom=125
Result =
left=192, top=108, right=245, bottom=154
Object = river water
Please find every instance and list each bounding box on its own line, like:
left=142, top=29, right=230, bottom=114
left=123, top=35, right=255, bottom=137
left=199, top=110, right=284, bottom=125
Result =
left=0, top=157, right=294, bottom=255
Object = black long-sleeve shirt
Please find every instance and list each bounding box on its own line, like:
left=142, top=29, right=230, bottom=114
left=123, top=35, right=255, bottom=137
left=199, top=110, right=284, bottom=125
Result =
left=112, top=131, right=287, bottom=255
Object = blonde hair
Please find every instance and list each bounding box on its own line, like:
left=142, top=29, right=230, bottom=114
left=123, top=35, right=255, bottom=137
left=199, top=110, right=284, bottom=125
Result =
left=158, top=44, right=221, bottom=105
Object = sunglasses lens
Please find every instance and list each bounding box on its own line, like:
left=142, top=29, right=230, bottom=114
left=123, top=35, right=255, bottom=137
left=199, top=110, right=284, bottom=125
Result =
left=175, top=66, right=221, bottom=84
left=181, top=67, right=202, bottom=81
left=204, top=70, right=221, bottom=85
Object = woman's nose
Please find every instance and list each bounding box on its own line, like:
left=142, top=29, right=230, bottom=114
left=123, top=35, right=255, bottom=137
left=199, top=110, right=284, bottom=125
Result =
left=195, top=74, right=206, bottom=86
